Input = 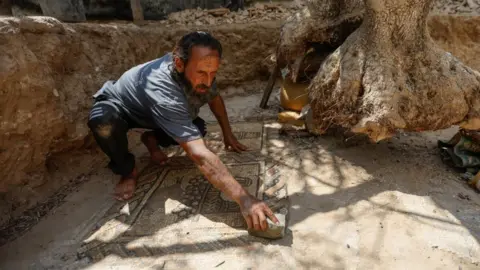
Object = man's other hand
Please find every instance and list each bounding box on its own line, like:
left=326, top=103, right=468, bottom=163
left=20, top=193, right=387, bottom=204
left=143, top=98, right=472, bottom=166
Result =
left=239, top=194, right=279, bottom=231
left=224, top=133, right=248, bottom=153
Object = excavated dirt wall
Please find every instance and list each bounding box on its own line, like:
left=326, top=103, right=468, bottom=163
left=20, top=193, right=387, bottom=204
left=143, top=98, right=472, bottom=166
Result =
left=0, top=17, right=279, bottom=192
left=0, top=14, right=479, bottom=227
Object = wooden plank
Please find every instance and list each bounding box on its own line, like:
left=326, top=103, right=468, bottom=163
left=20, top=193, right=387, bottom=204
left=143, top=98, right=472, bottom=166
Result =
left=259, top=64, right=280, bottom=109
left=207, top=8, right=230, bottom=16
left=130, top=0, right=144, bottom=22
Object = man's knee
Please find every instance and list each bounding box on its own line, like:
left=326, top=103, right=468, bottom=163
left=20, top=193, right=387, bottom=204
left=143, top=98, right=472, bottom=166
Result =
left=88, top=103, right=125, bottom=139
left=88, top=120, right=114, bottom=139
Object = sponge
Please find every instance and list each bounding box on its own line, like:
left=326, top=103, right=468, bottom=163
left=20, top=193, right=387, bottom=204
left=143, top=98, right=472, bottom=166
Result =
left=248, top=207, right=287, bottom=239
left=248, top=197, right=289, bottom=240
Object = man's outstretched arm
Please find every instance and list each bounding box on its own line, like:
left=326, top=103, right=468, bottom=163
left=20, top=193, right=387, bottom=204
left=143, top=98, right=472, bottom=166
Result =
left=208, top=95, right=248, bottom=152
left=180, top=138, right=278, bottom=231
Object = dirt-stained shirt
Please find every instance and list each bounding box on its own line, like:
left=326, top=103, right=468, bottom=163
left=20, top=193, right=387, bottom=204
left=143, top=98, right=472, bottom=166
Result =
left=92, top=53, right=218, bottom=143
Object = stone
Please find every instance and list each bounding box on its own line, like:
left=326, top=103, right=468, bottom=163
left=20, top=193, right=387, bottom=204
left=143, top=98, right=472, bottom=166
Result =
left=194, top=10, right=204, bottom=19
left=467, top=0, right=479, bottom=9
left=37, top=0, right=86, bottom=22
left=208, top=7, right=229, bottom=17
left=254, top=3, right=265, bottom=10
left=160, top=1, right=303, bottom=26
left=207, top=16, right=216, bottom=25
left=167, top=12, right=182, bottom=23
left=277, top=6, right=287, bottom=13
left=248, top=207, right=287, bottom=240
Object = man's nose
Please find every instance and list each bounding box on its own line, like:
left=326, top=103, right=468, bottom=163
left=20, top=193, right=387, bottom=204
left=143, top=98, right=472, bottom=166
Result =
left=204, top=75, right=213, bottom=87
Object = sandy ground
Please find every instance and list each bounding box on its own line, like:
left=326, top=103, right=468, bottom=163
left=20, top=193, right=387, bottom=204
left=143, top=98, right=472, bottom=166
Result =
left=1, top=93, right=479, bottom=270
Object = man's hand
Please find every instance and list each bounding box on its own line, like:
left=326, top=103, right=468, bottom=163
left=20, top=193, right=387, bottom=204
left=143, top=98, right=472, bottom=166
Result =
left=224, top=132, right=248, bottom=153
left=208, top=95, right=248, bottom=153
left=239, top=194, right=279, bottom=231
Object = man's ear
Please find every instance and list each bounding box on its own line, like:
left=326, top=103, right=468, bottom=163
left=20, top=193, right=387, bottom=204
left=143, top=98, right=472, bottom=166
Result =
left=174, top=56, right=185, bottom=73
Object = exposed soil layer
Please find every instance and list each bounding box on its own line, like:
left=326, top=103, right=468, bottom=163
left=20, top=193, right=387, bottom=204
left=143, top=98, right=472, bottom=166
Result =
left=0, top=17, right=280, bottom=228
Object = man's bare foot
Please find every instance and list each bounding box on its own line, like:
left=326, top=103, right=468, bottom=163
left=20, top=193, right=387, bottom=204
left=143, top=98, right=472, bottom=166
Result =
left=141, top=131, right=169, bottom=166
left=115, top=168, right=137, bottom=201
left=151, top=149, right=169, bottom=165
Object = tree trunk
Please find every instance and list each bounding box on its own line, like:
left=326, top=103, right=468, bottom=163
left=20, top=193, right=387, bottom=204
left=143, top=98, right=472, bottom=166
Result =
left=276, top=0, right=364, bottom=69
left=305, top=0, right=480, bottom=142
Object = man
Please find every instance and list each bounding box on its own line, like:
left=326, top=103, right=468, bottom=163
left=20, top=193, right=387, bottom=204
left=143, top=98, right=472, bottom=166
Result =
left=88, top=31, right=278, bottom=231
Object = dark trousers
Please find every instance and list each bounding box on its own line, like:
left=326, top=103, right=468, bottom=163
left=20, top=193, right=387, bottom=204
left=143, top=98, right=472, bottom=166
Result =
left=87, top=100, right=206, bottom=177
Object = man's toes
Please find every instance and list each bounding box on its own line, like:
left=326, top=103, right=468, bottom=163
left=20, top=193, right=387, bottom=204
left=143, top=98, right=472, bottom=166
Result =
left=114, top=179, right=136, bottom=201
left=115, top=190, right=133, bottom=201
left=152, top=154, right=169, bottom=166
left=115, top=193, right=125, bottom=201
left=159, top=159, right=169, bottom=165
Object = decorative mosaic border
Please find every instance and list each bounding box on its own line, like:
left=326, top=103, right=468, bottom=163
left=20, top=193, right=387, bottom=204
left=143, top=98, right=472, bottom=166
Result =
left=77, top=122, right=288, bottom=260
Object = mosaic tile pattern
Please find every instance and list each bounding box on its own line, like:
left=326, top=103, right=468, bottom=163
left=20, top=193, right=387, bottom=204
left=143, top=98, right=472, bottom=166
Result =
left=77, top=122, right=288, bottom=261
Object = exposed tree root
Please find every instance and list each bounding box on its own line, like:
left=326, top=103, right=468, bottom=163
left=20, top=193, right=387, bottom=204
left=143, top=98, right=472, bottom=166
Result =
left=305, top=0, right=480, bottom=142
left=276, top=0, right=363, bottom=73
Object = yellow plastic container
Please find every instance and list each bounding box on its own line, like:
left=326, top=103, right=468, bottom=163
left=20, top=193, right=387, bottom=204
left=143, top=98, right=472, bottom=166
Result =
left=280, top=77, right=309, bottom=112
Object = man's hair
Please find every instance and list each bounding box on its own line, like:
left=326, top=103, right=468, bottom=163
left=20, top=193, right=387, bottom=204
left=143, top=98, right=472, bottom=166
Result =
left=173, top=31, right=223, bottom=64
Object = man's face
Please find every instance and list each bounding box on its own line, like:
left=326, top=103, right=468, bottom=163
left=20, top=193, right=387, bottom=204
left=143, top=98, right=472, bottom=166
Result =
left=175, top=46, right=220, bottom=94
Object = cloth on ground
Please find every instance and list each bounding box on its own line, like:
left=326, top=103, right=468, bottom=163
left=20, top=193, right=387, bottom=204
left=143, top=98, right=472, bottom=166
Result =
left=438, top=129, right=480, bottom=170
left=438, top=129, right=480, bottom=192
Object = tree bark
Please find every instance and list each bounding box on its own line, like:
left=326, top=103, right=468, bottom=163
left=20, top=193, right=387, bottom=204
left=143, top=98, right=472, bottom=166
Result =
left=306, top=0, right=480, bottom=142
left=276, top=0, right=363, bottom=69
left=259, top=0, right=363, bottom=109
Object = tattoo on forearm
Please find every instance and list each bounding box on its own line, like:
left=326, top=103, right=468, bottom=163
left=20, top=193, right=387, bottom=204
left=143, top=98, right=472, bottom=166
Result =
left=196, top=152, right=244, bottom=200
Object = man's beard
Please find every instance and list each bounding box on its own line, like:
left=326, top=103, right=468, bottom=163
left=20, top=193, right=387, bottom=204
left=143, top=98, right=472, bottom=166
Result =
left=172, top=69, right=194, bottom=93
left=172, top=68, right=213, bottom=95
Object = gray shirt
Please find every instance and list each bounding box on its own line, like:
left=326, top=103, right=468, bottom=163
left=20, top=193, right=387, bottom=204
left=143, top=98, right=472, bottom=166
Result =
left=93, top=53, right=218, bottom=143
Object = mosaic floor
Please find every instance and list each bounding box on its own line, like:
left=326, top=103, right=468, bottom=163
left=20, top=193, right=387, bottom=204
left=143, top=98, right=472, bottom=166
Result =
left=77, top=122, right=288, bottom=261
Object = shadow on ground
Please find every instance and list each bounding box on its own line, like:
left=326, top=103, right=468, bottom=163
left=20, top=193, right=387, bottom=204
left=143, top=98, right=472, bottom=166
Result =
left=75, top=123, right=293, bottom=266
left=81, top=124, right=480, bottom=269
left=2, top=123, right=479, bottom=269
